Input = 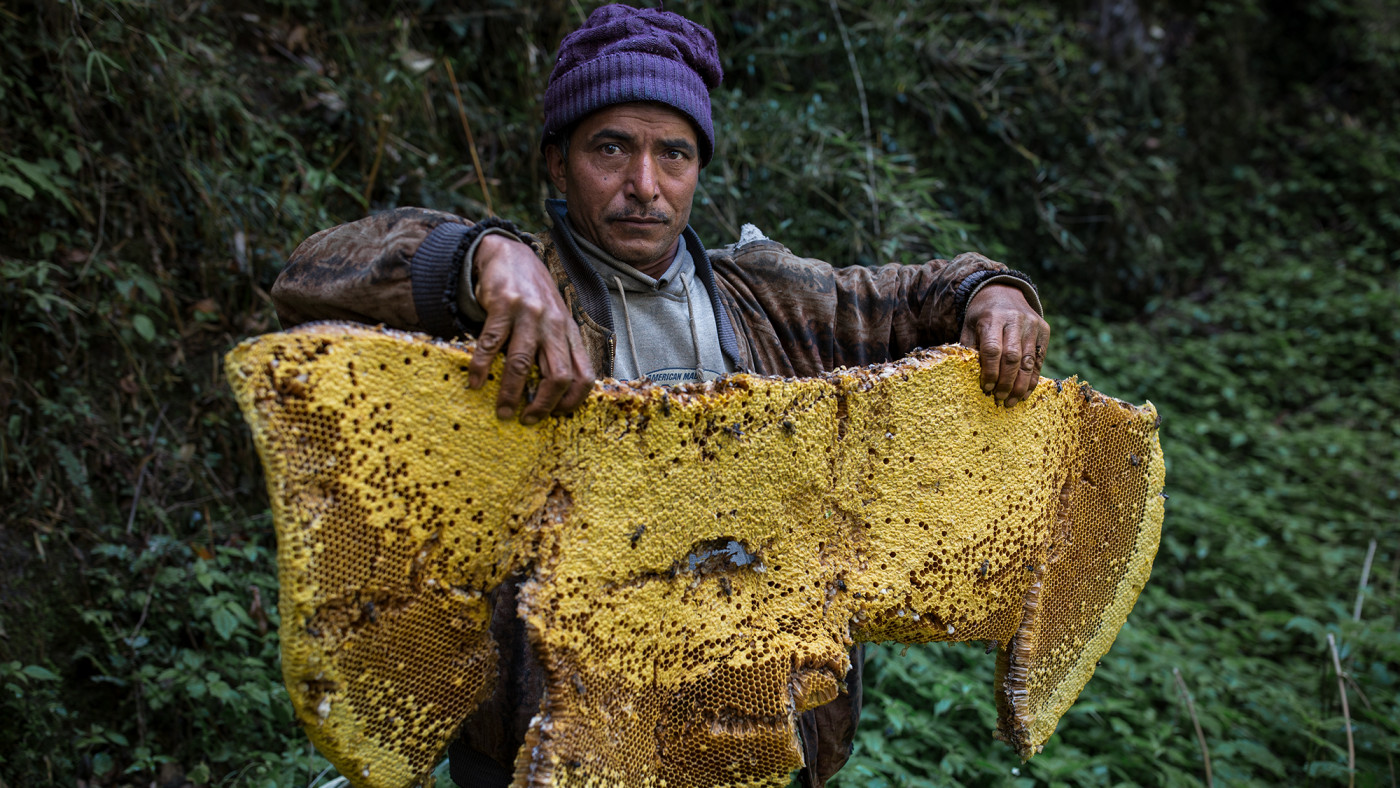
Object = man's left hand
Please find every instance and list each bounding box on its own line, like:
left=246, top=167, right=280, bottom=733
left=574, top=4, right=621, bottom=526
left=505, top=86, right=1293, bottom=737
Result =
left=959, top=284, right=1051, bottom=408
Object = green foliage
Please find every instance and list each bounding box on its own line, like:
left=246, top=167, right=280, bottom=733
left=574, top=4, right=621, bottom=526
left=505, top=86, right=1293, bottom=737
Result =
left=834, top=2, right=1400, bottom=779
left=680, top=0, right=1191, bottom=310
left=0, top=0, right=1395, bottom=785
left=842, top=234, right=1400, bottom=784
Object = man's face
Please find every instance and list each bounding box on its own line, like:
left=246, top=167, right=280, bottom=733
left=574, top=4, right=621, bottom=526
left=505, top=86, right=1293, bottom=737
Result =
left=546, top=102, right=701, bottom=271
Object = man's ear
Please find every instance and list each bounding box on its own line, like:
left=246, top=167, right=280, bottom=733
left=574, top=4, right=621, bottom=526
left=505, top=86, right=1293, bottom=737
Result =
left=544, top=143, right=568, bottom=196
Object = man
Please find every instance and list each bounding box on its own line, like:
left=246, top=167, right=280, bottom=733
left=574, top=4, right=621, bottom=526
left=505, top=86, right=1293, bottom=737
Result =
left=271, top=5, right=1049, bottom=786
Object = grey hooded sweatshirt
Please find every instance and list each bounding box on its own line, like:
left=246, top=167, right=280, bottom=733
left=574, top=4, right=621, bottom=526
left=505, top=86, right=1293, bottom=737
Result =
left=571, top=226, right=734, bottom=384
left=459, top=216, right=736, bottom=385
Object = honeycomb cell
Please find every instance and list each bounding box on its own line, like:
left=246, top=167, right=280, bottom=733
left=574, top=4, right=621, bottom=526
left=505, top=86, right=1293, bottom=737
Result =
left=227, top=323, right=1165, bottom=788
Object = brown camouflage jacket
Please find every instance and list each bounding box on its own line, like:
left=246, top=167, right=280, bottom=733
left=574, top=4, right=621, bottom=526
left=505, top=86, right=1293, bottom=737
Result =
left=271, top=201, right=1020, bottom=787
left=273, top=200, right=1016, bottom=379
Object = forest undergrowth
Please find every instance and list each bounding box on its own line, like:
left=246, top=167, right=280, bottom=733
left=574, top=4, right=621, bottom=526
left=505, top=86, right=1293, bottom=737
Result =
left=0, top=1, right=1396, bottom=786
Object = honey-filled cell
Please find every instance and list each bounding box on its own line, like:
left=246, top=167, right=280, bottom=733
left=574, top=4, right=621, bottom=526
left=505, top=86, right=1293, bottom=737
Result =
left=228, top=323, right=1164, bottom=788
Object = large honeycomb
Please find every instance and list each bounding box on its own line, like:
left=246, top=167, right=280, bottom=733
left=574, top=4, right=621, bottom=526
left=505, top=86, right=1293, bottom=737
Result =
left=226, top=322, right=1165, bottom=788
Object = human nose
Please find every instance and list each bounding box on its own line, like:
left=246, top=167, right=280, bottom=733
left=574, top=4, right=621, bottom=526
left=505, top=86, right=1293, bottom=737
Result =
left=624, top=153, right=659, bottom=204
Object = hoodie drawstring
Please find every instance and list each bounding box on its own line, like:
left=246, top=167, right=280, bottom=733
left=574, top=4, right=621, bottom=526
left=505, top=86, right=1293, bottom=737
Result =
left=679, top=272, right=705, bottom=383
left=610, top=272, right=708, bottom=384
left=612, top=275, right=647, bottom=381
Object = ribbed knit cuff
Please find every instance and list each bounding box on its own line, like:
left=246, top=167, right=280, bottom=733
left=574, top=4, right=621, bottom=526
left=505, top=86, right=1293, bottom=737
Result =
left=410, top=219, right=524, bottom=337
left=409, top=222, right=472, bottom=338
left=954, top=269, right=1043, bottom=334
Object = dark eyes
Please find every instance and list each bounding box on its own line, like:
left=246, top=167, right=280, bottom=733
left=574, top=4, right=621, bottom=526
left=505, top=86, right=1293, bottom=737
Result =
left=595, top=144, right=689, bottom=161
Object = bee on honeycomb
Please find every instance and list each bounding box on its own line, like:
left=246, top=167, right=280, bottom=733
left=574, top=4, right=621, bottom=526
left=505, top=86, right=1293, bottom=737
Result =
left=228, top=323, right=1164, bottom=788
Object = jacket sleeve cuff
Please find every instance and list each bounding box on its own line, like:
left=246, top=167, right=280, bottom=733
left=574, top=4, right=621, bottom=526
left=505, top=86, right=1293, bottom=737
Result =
left=954, top=269, right=1043, bottom=334
left=409, top=222, right=472, bottom=338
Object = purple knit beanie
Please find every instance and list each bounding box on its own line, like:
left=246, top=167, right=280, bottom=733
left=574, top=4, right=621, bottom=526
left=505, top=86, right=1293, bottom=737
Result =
left=542, top=4, right=723, bottom=165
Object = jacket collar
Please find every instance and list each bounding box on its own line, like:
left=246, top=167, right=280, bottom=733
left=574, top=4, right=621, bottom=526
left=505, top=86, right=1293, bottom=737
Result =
left=544, top=199, right=746, bottom=375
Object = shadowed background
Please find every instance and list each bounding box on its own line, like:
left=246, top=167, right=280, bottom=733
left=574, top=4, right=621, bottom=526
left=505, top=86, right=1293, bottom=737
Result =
left=0, top=0, right=1396, bottom=785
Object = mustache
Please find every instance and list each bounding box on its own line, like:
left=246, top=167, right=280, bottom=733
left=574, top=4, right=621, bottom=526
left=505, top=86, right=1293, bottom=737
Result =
left=607, top=210, right=671, bottom=223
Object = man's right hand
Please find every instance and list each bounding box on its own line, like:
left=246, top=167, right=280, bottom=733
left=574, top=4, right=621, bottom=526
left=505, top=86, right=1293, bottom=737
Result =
left=466, top=233, right=595, bottom=425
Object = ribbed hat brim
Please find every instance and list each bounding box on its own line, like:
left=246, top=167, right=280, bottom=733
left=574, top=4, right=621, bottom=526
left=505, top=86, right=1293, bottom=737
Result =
left=542, top=51, right=715, bottom=165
